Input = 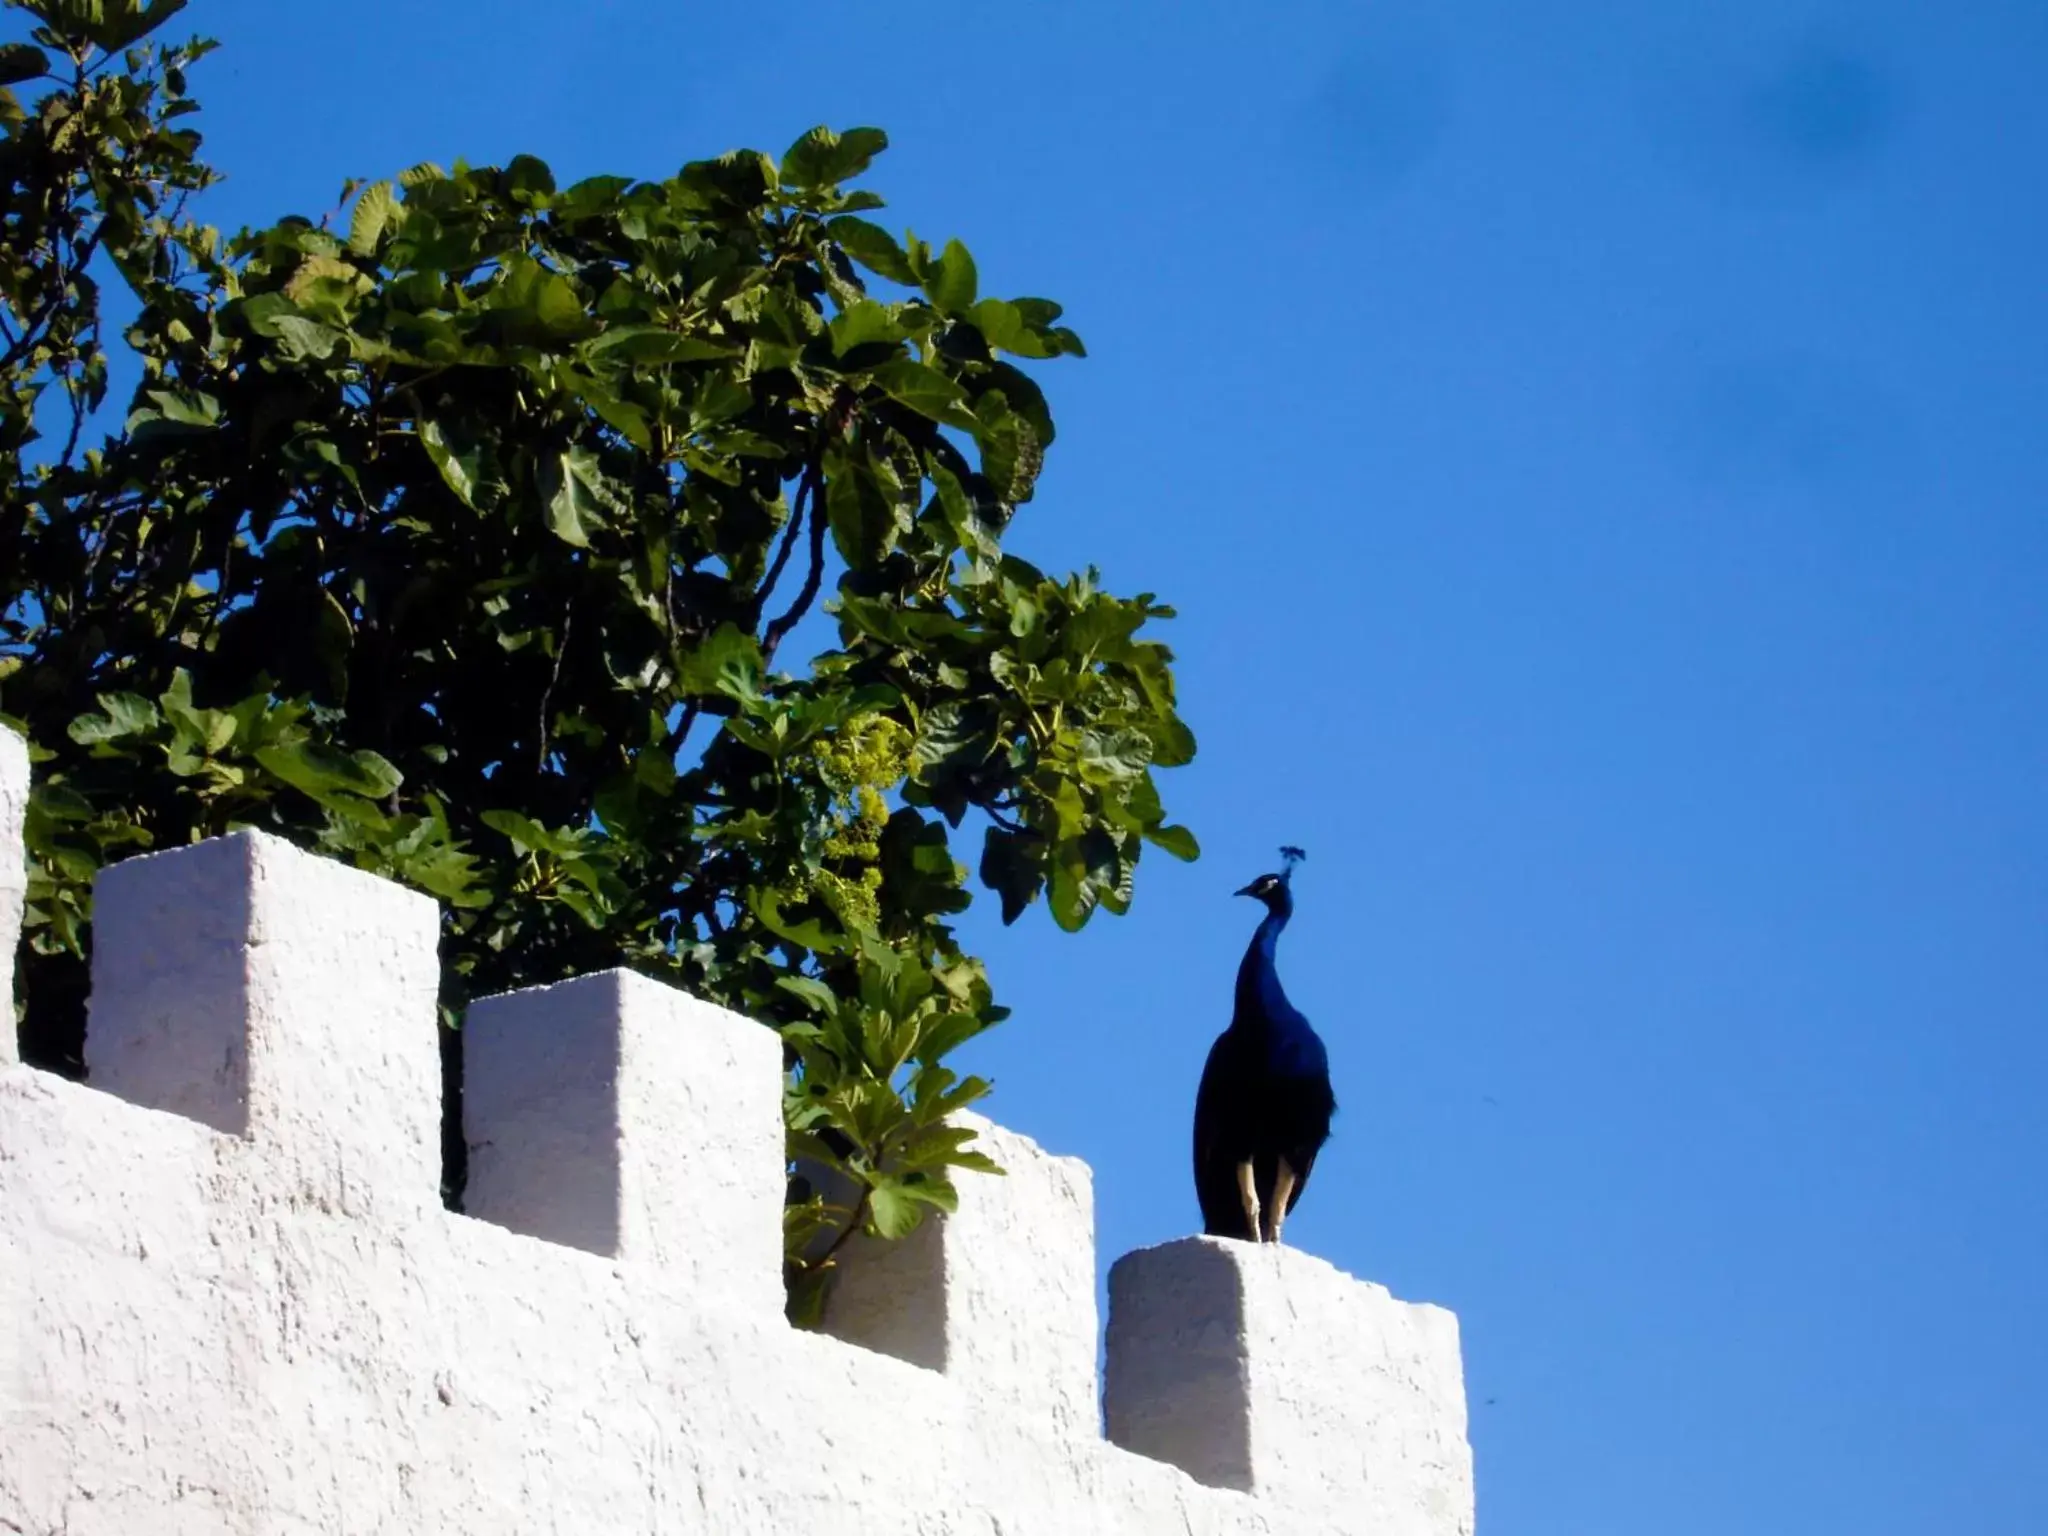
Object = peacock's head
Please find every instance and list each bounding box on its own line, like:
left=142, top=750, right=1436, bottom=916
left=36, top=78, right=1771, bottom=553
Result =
left=1234, top=846, right=1305, bottom=911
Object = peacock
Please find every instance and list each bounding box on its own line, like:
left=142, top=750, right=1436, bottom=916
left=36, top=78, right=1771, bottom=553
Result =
left=1192, top=846, right=1335, bottom=1244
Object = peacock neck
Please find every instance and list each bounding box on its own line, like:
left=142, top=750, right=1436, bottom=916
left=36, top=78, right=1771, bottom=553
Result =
left=1234, top=903, right=1296, bottom=1030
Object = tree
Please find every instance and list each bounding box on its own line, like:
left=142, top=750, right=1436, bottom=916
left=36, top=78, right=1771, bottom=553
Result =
left=0, top=0, right=1197, bottom=1320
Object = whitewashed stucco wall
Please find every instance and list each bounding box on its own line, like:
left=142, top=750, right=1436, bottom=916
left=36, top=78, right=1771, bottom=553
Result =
left=0, top=726, right=1475, bottom=1536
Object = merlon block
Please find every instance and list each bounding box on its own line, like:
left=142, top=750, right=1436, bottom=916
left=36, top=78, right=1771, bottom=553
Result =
left=820, top=1111, right=1099, bottom=1439
left=461, top=968, right=784, bottom=1313
left=83, top=830, right=443, bottom=1208
left=1105, top=1236, right=1474, bottom=1536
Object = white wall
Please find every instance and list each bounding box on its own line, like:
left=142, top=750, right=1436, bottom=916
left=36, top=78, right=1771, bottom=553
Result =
left=0, top=726, right=1475, bottom=1535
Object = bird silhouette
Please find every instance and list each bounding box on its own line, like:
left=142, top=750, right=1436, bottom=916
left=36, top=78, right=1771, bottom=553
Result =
left=1193, top=846, right=1335, bottom=1244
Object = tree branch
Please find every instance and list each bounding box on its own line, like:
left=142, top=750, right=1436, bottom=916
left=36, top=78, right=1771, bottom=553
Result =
left=662, top=701, right=700, bottom=758
left=0, top=226, right=104, bottom=375
left=761, top=461, right=827, bottom=665
left=751, top=474, right=811, bottom=628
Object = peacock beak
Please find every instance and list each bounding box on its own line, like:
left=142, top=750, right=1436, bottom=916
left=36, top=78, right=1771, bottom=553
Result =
left=1233, top=881, right=1259, bottom=898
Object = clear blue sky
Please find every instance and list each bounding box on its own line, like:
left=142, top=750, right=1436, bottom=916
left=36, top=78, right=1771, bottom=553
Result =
left=91, top=2, right=2048, bottom=1530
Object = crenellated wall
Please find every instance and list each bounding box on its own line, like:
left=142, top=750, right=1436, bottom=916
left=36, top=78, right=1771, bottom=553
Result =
left=0, top=725, right=1475, bottom=1536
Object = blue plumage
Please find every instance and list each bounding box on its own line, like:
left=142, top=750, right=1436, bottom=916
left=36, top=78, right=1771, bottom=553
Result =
left=1193, top=847, right=1336, bottom=1244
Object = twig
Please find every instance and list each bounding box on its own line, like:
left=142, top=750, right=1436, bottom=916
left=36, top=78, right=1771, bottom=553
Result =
left=536, top=601, right=572, bottom=772
left=57, top=372, right=89, bottom=468
left=985, top=803, right=1028, bottom=835
left=806, top=1188, right=874, bottom=1276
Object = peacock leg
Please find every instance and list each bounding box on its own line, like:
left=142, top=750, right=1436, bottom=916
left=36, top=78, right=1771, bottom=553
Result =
left=1236, top=1159, right=1263, bottom=1242
left=1267, top=1159, right=1298, bottom=1245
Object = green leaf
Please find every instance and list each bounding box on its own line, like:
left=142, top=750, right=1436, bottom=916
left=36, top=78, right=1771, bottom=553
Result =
left=348, top=181, right=399, bottom=257
left=828, top=300, right=905, bottom=358
left=489, top=256, right=598, bottom=343
left=68, top=692, right=158, bottom=745
left=135, top=387, right=220, bottom=428
left=504, top=154, right=557, bottom=204
left=485, top=809, right=555, bottom=857
left=979, top=826, right=1045, bottom=925
left=1151, top=714, right=1197, bottom=768
left=1047, top=854, right=1092, bottom=932
left=865, top=1180, right=917, bottom=1240
left=480, top=808, right=578, bottom=857
left=824, top=455, right=906, bottom=567
left=281, top=253, right=370, bottom=324
left=911, top=701, right=993, bottom=775
left=981, top=361, right=1057, bottom=448
left=1046, top=830, right=1120, bottom=933
left=780, top=125, right=889, bottom=191
left=926, top=459, right=1001, bottom=563
left=587, top=326, right=738, bottom=364
left=942, top=1149, right=1003, bottom=1175
left=542, top=446, right=625, bottom=547
left=255, top=740, right=403, bottom=802
left=587, top=391, right=651, bottom=450
left=158, top=670, right=231, bottom=756
left=0, top=44, right=49, bottom=86
left=976, top=397, right=1044, bottom=503
left=1145, top=824, right=1200, bottom=861
left=1007, top=298, right=1086, bottom=355
left=87, top=0, right=187, bottom=51
left=827, top=216, right=916, bottom=284
left=753, top=888, right=851, bottom=953
left=925, top=239, right=978, bottom=313
left=533, top=272, right=588, bottom=337
left=776, top=975, right=839, bottom=1014
left=267, top=314, right=343, bottom=361
left=690, top=374, right=753, bottom=429
left=965, top=299, right=1053, bottom=359
left=871, top=359, right=973, bottom=428
left=1078, top=728, right=1152, bottom=783
left=554, top=173, right=635, bottom=219
left=678, top=147, right=776, bottom=212
left=419, top=419, right=481, bottom=508
left=677, top=623, right=764, bottom=705
left=863, top=1174, right=950, bottom=1239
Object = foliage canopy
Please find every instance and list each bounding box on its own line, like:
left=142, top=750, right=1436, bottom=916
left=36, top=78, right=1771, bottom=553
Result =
left=0, top=0, right=1197, bottom=1317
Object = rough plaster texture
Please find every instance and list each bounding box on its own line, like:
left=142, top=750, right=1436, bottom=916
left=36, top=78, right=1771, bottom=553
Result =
left=0, top=728, right=24, bottom=1067
left=81, top=831, right=444, bottom=1219
left=463, top=968, right=785, bottom=1315
left=0, top=725, right=1475, bottom=1535
left=1107, top=1240, right=1475, bottom=1536
left=817, top=1111, right=1101, bottom=1441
